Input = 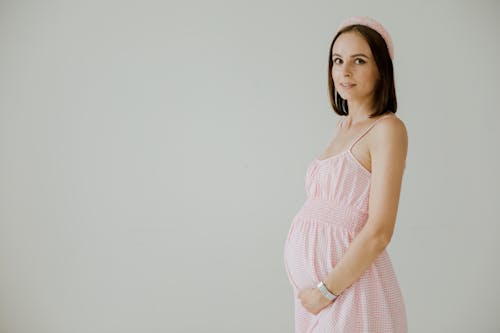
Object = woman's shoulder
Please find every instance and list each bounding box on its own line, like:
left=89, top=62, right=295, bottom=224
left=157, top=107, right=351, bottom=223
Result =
left=373, top=112, right=408, bottom=146
left=379, top=112, right=406, bottom=128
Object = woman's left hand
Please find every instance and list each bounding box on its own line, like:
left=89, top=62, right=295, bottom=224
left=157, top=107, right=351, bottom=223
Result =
left=298, top=287, right=333, bottom=315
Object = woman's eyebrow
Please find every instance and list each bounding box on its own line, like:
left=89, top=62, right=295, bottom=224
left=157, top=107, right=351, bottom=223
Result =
left=332, top=53, right=369, bottom=58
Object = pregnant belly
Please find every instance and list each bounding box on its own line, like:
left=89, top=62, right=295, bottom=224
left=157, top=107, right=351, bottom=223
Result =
left=284, top=218, right=340, bottom=292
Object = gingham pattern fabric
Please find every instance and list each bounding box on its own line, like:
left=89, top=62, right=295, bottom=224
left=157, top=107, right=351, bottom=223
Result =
left=284, top=114, right=407, bottom=332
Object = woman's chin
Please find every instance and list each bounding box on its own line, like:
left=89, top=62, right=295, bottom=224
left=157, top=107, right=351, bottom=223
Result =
left=339, top=94, right=364, bottom=103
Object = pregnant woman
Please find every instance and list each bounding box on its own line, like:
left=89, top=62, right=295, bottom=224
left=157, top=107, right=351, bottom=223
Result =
left=283, top=16, right=408, bottom=332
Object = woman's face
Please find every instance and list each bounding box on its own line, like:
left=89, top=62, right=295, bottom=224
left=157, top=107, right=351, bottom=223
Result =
left=331, top=31, right=380, bottom=105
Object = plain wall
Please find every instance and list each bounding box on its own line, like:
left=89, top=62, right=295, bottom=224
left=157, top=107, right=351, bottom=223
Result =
left=0, top=0, right=499, bottom=332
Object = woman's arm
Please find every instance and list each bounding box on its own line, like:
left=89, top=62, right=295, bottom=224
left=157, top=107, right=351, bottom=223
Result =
left=323, top=116, right=408, bottom=296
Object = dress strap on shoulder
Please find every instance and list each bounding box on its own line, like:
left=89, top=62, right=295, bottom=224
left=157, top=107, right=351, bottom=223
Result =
left=348, top=114, right=393, bottom=151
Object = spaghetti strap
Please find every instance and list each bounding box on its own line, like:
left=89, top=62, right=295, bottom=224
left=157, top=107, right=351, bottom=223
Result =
left=347, top=114, right=393, bottom=151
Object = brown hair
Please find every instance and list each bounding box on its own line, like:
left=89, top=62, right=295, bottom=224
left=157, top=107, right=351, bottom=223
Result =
left=328, top=24, right=397, bottom=117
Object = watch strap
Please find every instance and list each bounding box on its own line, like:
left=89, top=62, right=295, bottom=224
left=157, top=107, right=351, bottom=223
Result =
left=317, top=280, right=338, bottom=301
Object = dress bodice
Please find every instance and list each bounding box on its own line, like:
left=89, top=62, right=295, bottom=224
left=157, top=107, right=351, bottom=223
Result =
left=305, top=149, right=371, bottom=213
left=305, top=113, right=394, bottom=213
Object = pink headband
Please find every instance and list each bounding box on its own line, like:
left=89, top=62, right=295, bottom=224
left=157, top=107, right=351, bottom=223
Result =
left=335, top=16, right=394, bottom=61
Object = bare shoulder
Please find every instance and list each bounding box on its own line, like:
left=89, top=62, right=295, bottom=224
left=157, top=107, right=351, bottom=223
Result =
left=372, top=114, right=408, bottom=146
left=370, top=113, right=408, bottom=169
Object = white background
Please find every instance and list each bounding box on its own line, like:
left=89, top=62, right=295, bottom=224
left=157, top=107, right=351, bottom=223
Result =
left=0, top=0, right=499, bottom=332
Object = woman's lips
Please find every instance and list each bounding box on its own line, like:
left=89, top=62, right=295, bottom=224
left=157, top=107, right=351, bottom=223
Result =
left=340, top=83, right=356, bottom=88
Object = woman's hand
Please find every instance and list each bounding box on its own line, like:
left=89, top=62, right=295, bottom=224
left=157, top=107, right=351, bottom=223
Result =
left=298, top=287, right=333, bottom=315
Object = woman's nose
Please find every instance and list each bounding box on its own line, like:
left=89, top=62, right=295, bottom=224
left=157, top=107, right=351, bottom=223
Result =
left=342, top=64, right=352, bottom=77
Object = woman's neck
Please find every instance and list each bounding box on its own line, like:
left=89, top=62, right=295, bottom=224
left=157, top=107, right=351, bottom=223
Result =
left=344, top=100, right=374, bottom=127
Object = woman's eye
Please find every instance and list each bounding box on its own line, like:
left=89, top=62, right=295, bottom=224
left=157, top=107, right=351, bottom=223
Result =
left=333, top=58, right=365, bottom=65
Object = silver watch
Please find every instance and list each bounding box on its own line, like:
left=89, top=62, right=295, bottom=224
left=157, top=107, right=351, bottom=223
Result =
left=317, top=280, right=338, bottom=301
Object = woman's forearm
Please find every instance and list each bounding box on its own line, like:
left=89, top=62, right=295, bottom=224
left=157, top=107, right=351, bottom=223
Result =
left=324, top=225, right=389, bottom=296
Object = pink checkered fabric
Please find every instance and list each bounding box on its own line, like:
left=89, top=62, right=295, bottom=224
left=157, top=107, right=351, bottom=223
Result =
left=284, top=114, right=407, bottom=332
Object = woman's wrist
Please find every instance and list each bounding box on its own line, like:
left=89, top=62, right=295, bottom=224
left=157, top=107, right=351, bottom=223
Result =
left=325, top=280, right=342, bottom=296
left=314, top=287, right=334, bottom=305
left=316, top=280, right=339, bottom=302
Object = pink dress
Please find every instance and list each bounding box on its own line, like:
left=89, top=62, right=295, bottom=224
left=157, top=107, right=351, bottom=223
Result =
left=283, top=114, right=407, bottom=332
